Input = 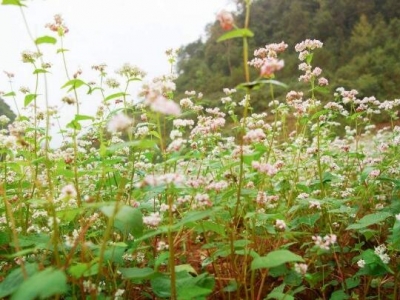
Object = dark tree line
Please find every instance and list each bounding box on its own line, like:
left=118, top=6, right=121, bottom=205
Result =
left=175, top=0, right=400, bottom=109
left=0, top=98, right=15, bottom=122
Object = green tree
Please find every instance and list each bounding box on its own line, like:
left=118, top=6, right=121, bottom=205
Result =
left=0, top=98, right=16, bottom=122
left=175, top=0, right=400, bottom=109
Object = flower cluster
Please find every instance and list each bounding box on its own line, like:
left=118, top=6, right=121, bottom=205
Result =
left=139, top=76, right=181, bottom=116
left=45, top=14, right=69, bottom=35
left=107, top=113, right=134, bottom=134
left=312, top=234, right=337, bottom=250
left=374, top=244, right=390, bottom=264
left=249, top=42, right=288, bottom=77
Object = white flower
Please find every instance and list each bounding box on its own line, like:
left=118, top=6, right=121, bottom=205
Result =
left=294, top=263, right=308, bottom=275
left=357, top=259, right=366, bottom=268
left=309, top=200, right=321, bottom=210
left=60, top=184, right=77, bottom=198
left=374, top=244, right=390, bottom=264
left=0, top=115, right=10, bottom=125
left=156, top=241, right=169, bottom=251
left=143, top=212, right=162, bottom=227
left=312, top=234, right=337, bottom=250
left=114, top=289, right=125, bottom=300
left=107, top=113, right=133, bottom=133
left=275, top=219, right=287, bottom=230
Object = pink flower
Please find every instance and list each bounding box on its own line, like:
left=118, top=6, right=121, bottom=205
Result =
left=107, top=113, right=133, bottom=133
left=243, top=128, right=266, bottom=143
left=140, top=80, right=181, bottom=116
left=369, top=169, right=380, bottom=179
left=143, top=212, right=162, bottom=227
left=150, top=97, right=181, bottom=116
left=217, top=10, right=234, bottom=31
left=260, top=58, right=284, bottom=77
left=252, top=161, right=278, bottom=176
left=60, top=184, right=77, bottom=198
left=45, top=14, right=69, bottom=35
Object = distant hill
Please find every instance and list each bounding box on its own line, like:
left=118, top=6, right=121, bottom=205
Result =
left=0, top=98, right=16, bottom=122
left=175, top=0, right=400, bottom=110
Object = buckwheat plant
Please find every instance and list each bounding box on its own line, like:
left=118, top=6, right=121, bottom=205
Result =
left=1, top=0, right=400, bottom=299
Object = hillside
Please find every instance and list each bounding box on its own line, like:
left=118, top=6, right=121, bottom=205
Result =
left=0, top=98, right=15, bottom=122
left=175, top=0, right=400, bottom=110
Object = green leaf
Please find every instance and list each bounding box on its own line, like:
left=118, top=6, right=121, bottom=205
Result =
left=151, top=271, right=214, bottom=299
left=56, top=48, right=69, bottom=53
left=175, top=264, right=198, bottom=276
left=346, top=212, right=392, bottom=230
left=68, top=261, right=99, bottom=278
left=0, top=231, right=10, bottom=245
left=222, top=280, right=237, bottom=292
left=3, top=91, right=16, bottom=97
left=24, top=94, right=37, bottom=107
left=74, top=114, right=94, bottom=121
left=293, top=213, right=321, bottom=227
left=119, top=267, right=156, bottom=280
left=2, top=0, right=25, bottom=6
left=177, top=286, right=213, bottom=299
left=313, top=86, right=330, bottom=94
left=33, top=69, right=49, bottom=74
left=267, top=292, right=295, bottom=300
left=35, top=36, right=57, bottom=45
left=56, top=208, right=80, bottom=222
left=0, top=264, right=39, bottom=298
left=150, top=130, right=161, bottom=139
left=217, top=28, right=254, bottom=42
left=104, top=92, right=127, bottom=101
left=360, top=166, right=377, bottom=182
left=107, top=139, right=157, bottom=153
left=311, top=109, right=329, bottom=120
left=61, top=79, right=87, bottom=92
left=100, top=204, right=144, bottom=237
left=251, top=250, right=304, bottom=270
left=330, top=290, right=350, bottom=300
left=193, top=220, right=226, bottom=237
left=237, top=79, right=287, bottom=91
left=306, top=53, right=314, bottom=65
left=175, top=209, right=218, bottom=228
left=66, top=119, right=81, bottom=130
left=154, top=252, right=170, bottom=270
left=266, top=284, right=294, bottom=300
left=102, top=244, right=126, bottom=264
left=11, top=268, right=67, bottom=300
left=11, top=234, right=50, bottom=249
left=345, top=277, right=360, bottom=289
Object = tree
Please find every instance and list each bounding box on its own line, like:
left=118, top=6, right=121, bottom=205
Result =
left=174, top=0, right=400, bottom=109
left=0, top=98, right=16, bottom=122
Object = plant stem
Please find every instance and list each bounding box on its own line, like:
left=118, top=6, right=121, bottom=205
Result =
left=167, top=194, right=177, bottom=299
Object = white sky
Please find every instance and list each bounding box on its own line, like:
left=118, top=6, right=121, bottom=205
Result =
left=0, top=0, right=235, bottom=144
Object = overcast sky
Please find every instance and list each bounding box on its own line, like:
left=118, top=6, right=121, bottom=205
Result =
left=0, top=0, right=235, bottom=144
left=1, top=0, right=235, bottom=76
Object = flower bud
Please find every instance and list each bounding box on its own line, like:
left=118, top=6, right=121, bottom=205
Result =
left=217, top=10, right=234, bottom=31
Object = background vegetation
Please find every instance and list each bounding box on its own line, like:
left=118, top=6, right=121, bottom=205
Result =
left=0, top=97, right=15, bottom=121
left=175, top=0, right=400, bottom=111
left=1, top=0, right=400, bottom=299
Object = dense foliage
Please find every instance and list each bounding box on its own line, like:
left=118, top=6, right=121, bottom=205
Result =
left=1, top=1, right=400, bottom=299
left=175, top=0, right=400, bottom=109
